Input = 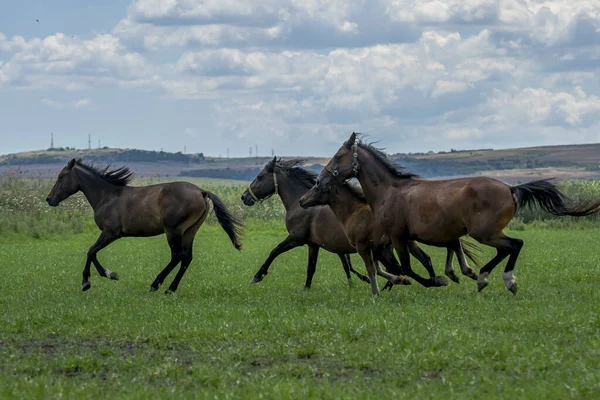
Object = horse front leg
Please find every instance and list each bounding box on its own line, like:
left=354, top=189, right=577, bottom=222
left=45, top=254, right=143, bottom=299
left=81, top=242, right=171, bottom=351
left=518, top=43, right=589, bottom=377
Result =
left=357, top=248, right=380, bottom=295
left=304, top=245, right=319, bottom=289
left=251, top=235, right=301, bottom=283
left=83, top=231, right=119, bottom=291
left=340, top=253, right=370, bottom=285
left=404, top=242, right=448, bottom=287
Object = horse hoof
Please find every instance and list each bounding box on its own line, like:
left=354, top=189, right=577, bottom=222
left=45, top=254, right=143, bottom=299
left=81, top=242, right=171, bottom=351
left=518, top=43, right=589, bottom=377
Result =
left=250, top=275, right=263, bottom=284
left=477, top=272, right=489, bottom=292
left=149, top=286, right=159, bottom=292
left=82, top=282, right=91, bottom=292
left=477, top=281, right=488, bottom=292
left=446, top=271, right=460, bottom=284
left=165, top=289, right=175, bottom=295
left=466, top=271, right=478, bottom=281
left=395, top=277, right=411, bottom=286
left=507, top=282, right=518, bottom=295
left=433, top=276, right=449, bottom=287
left=109, top=271, right=119, bottom=281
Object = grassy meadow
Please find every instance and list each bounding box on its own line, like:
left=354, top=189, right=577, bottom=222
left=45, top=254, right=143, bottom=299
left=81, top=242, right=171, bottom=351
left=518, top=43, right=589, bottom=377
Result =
left=1, top=171, right=600, bottom=399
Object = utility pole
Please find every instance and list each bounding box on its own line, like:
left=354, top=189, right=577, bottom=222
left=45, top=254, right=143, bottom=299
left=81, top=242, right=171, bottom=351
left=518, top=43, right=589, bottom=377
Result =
left=50, top=132, right=54, bottom=149
left=271, top=148, right=275, bottom=157
left=184, top=145, right=187, bottom=154
left=88, top=134, right=91, bottom=150
left=249, top=146, right=252, bottom=158
left=227, top=148, right=230, bottom=158
left=255, top=144, right=258, bottom=158
left=98, top=139, right=101, bottom=149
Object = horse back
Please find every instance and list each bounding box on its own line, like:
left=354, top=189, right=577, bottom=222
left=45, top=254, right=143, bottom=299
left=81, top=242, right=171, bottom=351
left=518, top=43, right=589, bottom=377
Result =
left=390, top=176, right=514, bottom=241
left=115, top=182, right=207, bottom=237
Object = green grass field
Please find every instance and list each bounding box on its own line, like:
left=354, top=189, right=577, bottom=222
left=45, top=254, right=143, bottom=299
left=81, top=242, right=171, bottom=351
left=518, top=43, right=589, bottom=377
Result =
left=1, top=222, right=600, bottom=399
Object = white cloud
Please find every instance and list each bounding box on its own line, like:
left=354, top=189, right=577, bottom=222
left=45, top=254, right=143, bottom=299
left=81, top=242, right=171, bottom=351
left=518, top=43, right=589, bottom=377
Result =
left=0, top=33, right=153, bottom=90
left=41, top=97, right=93, bottom=109
left=3, top=0, right=600, bottom=155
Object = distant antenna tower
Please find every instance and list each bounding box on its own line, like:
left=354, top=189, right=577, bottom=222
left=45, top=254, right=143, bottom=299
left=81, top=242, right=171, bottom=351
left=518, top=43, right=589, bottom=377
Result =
left=249, top=146, right=252, bottom=158
left=50, top=132, right=54, bottom=149
left=98, top=139, right=101, bottom=149
left=184, top=145, right=187, bottom=154
left=88, top=134, right=91, bottom=150
left=226, top=148, right=230, bottom=158
left=271, top=148, right=274, bottom=157
left=255, top=144, right=258, bottom=158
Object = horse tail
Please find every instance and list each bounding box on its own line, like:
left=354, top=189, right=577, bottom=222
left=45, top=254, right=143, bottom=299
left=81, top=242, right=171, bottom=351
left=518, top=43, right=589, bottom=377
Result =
left=202, top=190, right=243, bottom=251
left=460, top=238, right=482, bottom=268
left=510, top=179, right=600, bottom=217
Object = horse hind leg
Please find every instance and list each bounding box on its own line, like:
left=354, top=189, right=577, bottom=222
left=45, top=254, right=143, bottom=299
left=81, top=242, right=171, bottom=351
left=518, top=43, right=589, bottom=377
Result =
left=444, top=249, right=460, bottom=284
left=164, top=218, right=206, bottom=294
left=501, top=237, right=523, bottom=295
left=453, top=241, right=478, bottom=281
left=150, top=234, right=182, bottom=292
left=473, top=233, right=522, bottom=294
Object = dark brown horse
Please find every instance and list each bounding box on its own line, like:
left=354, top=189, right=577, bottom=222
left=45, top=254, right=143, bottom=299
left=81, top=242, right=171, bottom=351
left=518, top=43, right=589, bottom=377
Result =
left=299, top=179, right=481, bottom=294
left=317, top=132, right=600, bottom=294
left=241, top=157, right=413, bottom=289
left=46, top=158, right=242, bottom=293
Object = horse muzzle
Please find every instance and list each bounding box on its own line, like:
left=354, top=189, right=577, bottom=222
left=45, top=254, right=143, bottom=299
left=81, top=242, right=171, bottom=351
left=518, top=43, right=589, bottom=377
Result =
left=46, top=197, right=59, bottom=207
left=298, top=197, right=313, bottom=209
left=241, top=191, right=255, bottom=206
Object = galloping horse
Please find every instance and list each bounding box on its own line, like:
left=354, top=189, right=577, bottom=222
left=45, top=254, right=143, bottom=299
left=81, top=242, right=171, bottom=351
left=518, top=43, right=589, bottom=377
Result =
left=299, top=179, right=482, bottom=294
left=316, top=132, right=600, bottom=295
left=241, top=157, right=411, bottom=289
left=46, top=158, right=243, bottom=293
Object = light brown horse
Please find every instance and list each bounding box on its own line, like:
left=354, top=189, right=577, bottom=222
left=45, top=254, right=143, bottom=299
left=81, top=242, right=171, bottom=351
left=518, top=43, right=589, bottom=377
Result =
left=317, top=132, right=600, bottom=294
left=241, top=157, right=413, bottom=289
left=299, top=179, right=481, bottom=293
left=46, top=158, right=242, bottom=293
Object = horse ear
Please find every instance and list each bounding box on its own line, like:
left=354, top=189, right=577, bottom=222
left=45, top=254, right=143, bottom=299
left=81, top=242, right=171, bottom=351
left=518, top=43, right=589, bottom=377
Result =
left=67, top=158, right=76, bottom=169
left=272, top=156, right=277, bottom=163
left=344, top=132, right=357, bottom=149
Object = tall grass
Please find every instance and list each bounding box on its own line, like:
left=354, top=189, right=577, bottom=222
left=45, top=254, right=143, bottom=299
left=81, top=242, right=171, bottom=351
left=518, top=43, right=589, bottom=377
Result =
left=513, top=180, right=600, bottom=229
left=0, top=170, right=285, bottom=238
left=2, top=168, right=599, bottom=238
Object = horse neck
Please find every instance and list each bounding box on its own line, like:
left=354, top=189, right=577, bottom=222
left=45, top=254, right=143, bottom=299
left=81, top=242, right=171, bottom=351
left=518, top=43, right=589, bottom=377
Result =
left=327, top=188, right=363, bottom=225
left=276, top=171, right=312, bottom=211
left=74, top=166, right=119, bottom=210
left=355, top=147, right=398, bottom=209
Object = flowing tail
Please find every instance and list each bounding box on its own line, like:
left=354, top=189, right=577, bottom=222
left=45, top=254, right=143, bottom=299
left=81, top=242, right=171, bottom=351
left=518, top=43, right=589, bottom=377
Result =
left=511, top=179, right=600, bottom=217
left=460, top=239, right=482, bottom=268
left=203, top=190, right=243, bottom=250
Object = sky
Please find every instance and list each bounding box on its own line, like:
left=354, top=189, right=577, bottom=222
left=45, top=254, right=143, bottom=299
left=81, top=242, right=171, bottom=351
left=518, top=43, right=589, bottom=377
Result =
left=1, top=0, right=600, bottom=157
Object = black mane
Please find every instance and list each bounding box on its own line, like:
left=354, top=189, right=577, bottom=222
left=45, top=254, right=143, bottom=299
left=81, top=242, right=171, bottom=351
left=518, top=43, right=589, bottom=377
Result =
left=358, top=141, right=419, bottom=180
left=273, top=158, right=317, bottom=189
left=76, top=160, right=135, bottom=186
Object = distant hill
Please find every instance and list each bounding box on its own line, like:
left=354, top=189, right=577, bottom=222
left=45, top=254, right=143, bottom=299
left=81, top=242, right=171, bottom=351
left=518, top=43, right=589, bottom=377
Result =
left=2, top=143, right=600, bottom=183
left=390, top=143, right=600, bottom=180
